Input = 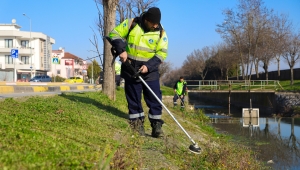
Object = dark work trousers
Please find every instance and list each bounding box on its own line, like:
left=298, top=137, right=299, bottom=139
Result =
left=124, top=78, right=162, bottom=122
left=173, top=94, right=185, bottom=108
left=115, top=75, right=121, bottom=86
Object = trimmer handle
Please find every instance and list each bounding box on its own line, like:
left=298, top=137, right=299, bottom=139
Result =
left=105, top=36, right=140, bottom=78
left=123, top=60, right=140, bottom=78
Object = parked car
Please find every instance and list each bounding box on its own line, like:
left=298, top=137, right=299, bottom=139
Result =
left=64, top=77, right=84, bottom=83
left=29, top=75, right=52, bottom=82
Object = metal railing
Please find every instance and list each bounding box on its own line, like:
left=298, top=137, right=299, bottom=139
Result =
left=186, top=80, right=281, bottom=91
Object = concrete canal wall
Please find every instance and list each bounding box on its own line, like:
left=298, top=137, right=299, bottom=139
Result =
left=189, top=91, right=300, bottom=116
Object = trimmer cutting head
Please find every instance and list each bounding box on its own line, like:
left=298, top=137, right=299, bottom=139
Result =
left=189, top=143, right=201, bottom=154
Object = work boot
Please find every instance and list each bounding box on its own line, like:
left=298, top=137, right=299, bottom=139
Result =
left=173, top=102, right=177, bottom=108
left=151, top=120, right=164, bottom=138
left=129, top=119, right=145, bottom=136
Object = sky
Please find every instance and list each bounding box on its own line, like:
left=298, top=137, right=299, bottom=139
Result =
left=1, top=0, right=300, bottom=72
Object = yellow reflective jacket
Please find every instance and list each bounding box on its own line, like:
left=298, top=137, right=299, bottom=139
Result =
left=174, top=81, right=187, bottom=95
left=115, top=62, right=121, bottom=75
left=109, top=15, right=168, bottom=81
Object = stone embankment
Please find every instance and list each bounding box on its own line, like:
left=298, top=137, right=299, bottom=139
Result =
left=275, top=92, right=300, bottom=117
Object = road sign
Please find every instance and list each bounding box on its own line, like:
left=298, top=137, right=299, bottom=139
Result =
left=11, top=49, right=19, bottom=58
left=52, top=58, right=59, bottom=64
left=242, top=108, right=259, bottom=127
left=82, top=65, right=87, bottom=69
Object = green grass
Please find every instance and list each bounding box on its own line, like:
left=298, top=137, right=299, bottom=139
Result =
left=0, top=89, right=269, bottom=169
left=277, top=80, right=300, bottom=91
left=160, top=85, right=174, bottom=95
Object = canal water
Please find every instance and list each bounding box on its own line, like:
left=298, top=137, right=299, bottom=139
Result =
left=194, top=103, right=300, bottom=170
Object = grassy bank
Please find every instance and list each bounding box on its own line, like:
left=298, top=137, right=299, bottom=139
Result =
left=278, top=80, right=300, bottom=91
left=0, top=88, right=269, bottom=169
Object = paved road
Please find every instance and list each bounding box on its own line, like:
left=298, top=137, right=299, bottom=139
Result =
left=0, top=89, right=98, bottom=99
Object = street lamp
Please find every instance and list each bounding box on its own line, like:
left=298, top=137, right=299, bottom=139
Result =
left=86, top=54, right=103, bottom=84
left=86, top=57, right=94, bottom=84
left=23, top=13, right=33, bottom=78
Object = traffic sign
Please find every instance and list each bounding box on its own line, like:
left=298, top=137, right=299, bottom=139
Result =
left=52, top=58, right=59, bottom=64
left=11, top=49, right=18, bottom=58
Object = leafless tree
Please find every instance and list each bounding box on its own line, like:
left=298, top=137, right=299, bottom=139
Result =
left=213, top=43, right=237, bottom=80
left=216, top=9, right=246, bottom=80
left=271, top=13, right=292, bottom=78
left=282, top=31, right=300, bottom=85
left=159, top=61, right=172, bottom=85
left=255, top=20, right=274, bottom=81
left=182, top=47, right=211, bottom=81
left=102, top=0, right=118, bottom=100
left=161, top=68, right=184, bottom=87
left=217, top=0, right=273, bottom=80
left=240, top=0, right=273, bottom=80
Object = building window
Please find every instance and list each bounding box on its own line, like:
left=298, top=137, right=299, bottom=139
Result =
left=5, top=39, right=13, bottom=48
left=57, top=70, right=61, bottom=75
left=21, top=56, right=30, bottom=64
left=5, top=55, right=13, bottom=64
left=21, top=40, right=29, bottom=48
left=75, top=69, right=79, bottom=75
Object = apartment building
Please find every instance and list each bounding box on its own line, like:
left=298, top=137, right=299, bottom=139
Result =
left=0, top=19, right=55, bottom=82
left=51, top=48, right=85, bottom=79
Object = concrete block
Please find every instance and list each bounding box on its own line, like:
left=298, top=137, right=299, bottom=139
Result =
left=0, top=86, right=14, bottom=93
left=70, top=86, right=77, bottom=90
left=60, top=86, right=70, bottom=91
left=13, top=86, right=34, bottom=93
left=77, top=86, right=84, bottom=90
left=48, top=86, right=61, bottom=92
left=33, top=86, right=48, bottom=92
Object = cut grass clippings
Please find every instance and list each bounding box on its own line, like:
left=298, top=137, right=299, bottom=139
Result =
left=0, top=88, right=269, bottom=169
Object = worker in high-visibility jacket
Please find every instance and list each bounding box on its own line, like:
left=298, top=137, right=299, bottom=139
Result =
left=173, top=76, right=187, bottom=110
left=115, top=61, right=121, bottom=86
left=109, top=7, right=168, bottom=137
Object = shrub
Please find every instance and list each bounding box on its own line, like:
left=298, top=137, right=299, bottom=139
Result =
left=51, top=75, right=66, bottom=82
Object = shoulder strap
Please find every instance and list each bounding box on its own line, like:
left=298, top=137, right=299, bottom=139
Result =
left=159, top=26, right=164, bottom=39
left=126, top=18, right=137, bottom=40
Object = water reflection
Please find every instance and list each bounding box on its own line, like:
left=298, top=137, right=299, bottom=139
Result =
left=208, top=116, right=300, bottom=169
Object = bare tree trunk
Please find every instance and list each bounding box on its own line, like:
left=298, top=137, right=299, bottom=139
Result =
left=290, top=67, right=294, bottom=85
left=255, top=59, right=259, bottom=79
left=263, top=63, right=269, bottom=84
left=241, top=59, right=245, bottom=80
left=103, top=0, right=117, bottom=100
left=226, top=68, right=229, bottom=80
left=277, top=58, right=280, bottom=78
left=236, top=64, right=239, bottom=80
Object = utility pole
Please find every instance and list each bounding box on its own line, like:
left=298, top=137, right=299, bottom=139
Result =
left=23, top=13, right=33, bottom=78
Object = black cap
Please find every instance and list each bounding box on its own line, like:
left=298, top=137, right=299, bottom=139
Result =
left=144, top=7, right=161, bottom=24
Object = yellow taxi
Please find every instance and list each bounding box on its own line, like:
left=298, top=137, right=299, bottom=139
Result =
left=64, top=77, right=84, bottom=83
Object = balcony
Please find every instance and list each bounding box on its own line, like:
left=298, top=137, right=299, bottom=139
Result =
left=74, top=64, right=83, bottom=69
left=0, top=46, right=33, bottom=55
left=5, top=64, right=32, bottom=70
